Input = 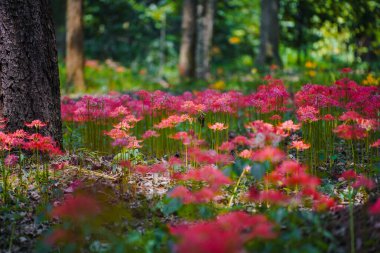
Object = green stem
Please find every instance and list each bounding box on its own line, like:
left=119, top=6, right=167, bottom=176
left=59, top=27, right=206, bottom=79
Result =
left=228, top=168, right=247, bottom=207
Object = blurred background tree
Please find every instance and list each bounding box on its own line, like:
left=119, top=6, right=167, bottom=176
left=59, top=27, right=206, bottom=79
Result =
left=52, top=0, right=380, bottom=92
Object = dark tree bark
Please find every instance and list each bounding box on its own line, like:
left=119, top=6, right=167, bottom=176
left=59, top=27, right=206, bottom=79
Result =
left=66, top=0, right=85, bottom=92
left=0, top=0, right=63, bottom=145
left=256, top=0, right=282, bottom=67
left=195, top=0, right=215, bottom=81
left=179, top=0, right=196, bottom=80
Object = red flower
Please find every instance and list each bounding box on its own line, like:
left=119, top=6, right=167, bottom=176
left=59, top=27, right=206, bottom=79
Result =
left=250, top=189, right=289, bottom=205
left=278, top=120, right=301, bottom=132
left=352, top=175, right=375, bottom=190
left=169, top=211, right=276, bottom=253
left=251, top=146, right=285, bottom=163
left=289, top=140, right=310, bottom=151
left=296, top=106, right=319, bottom=122
left=369, top=198, right=380, bottom=215
left=51, top=194, right=101, bottom=221
left=339, top=111, right=361, bottom=121
left=340, top=67, right=352, bottom=74
left=25, top=120, right=47, bottom=128
left=340, top=169, right=357, bottom=181
left=371, top=139, right=380, bottom=148
left=142, top=130, right=159, bottom=139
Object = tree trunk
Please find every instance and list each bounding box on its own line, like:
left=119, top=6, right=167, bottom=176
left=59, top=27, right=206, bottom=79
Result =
left=195, top=0, right=215, bottom=81
left=179, top=0, right=196, bottom=80
left=0, top=0, right=63, bottom=145
left=256, top=0, right=282, bottom=67
left=66, top=0, right=85, bottom=92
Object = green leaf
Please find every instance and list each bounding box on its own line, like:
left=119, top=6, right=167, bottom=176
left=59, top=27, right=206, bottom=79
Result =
left=161, top=198, right=182, bottom=216
left=250, top=162, right=267, bottom=181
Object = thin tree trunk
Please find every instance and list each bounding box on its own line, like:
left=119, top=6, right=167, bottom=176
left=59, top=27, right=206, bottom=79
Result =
left=66, top=0, right=85, bottom=92
left=256, top=0, right=282, bottom=67
left=0, top=0, right=62, bottom=145
left=179, top=0, right=196, bottom=80
left=195, top=0, right=215, bottom=81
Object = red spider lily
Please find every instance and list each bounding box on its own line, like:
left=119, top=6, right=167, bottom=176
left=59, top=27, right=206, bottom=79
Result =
left=289, top=140, right=311, bottom=151
left=168, top=156, right=182, bottom=166
left=25, top=119, right=47, bottom=128
left=333, top=124, right=368, bottom=140
left=188, top=148, right=233, bottom=165
left=276, top=160, right=305, bottom=175
left=208, top=122, right=228, bottom=131
left=169, top=186, right=219, bottom=204
left=356, top=118, right=378, bottom=132
left=111, top=136, right=142, bottom=149
left=369, top=198, right=380, bottom=215
left=104, top=129, right=129, bottom=139
left=295, top=84, right=338, bottom=109
left=313, top=194, right=336, bottom=212
left=249, top=188, right=289, bottom=205
left=219, top=141, right=235, bottom=152
left=352, top=175, right=375, bottom=190
left=11, top=129, right=29, bottom=139
left=51, top=194, right=101, bottom=221
left=170, top=131, right=189, bottom=141
left=0, top=117, right=7, bottom=129
left=246, top=120, right=274, bottom=134
left=4, top=154, right=19, bottom=167
left=322, top=114, right=335, bottom=121
left=339, top=111, right=361, bottom=122
left=278, top=120, right=301, bottom=132
left=155, top=114, right=193, bottom=129
left=296, top=106, right=319, bottom=122
left=270, top=114, right=282, bottom=121
left=186, top=165, right=231, bottom=187
left=109, top=105, right=130, bottom=118
left=142, top=130, right=160, bottom=139
left=23, top=133, right=62, bottom=155
left=169, top=211, right=276, bottom=253
left=239, top=149, right=252, bottom=159
left=340, top=67, right=352, bottom=74
left=340, top=169, right=357, bottom=181
left=177, top=165, right=232, bottom=188
left=180, top=101, right=206, bottom=114
left=371, top=139, right=380, bottom=148
left=231, top=135, right=251, bottom=146
left=339, top=171, right=375, bottom=190
left=283, top=172, right=321, bottom=190
left=251, top=146, right=285, bottom=164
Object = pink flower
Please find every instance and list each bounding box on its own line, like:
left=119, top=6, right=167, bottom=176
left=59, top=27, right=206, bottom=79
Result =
left=278, top=120, right=301, bottom=132
left=142, top=130, right=160, bottom=139
left=208, top=122, right=228, bottom=131
left=339, top=111, right=361, bottom=121
left=4, top=154, right=18, bottom=167
left=289, top=140, right=310, bottom=151
left=322, top=114, right=335, bottom=121
left=239, top=149, right=252, bottom=159
left=251, top=146, right=285, bottom=163
left=296, top=106, right=319, bottom=122
left=25, top=120, right=47, bottom=128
